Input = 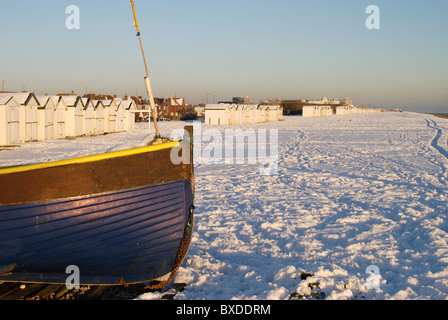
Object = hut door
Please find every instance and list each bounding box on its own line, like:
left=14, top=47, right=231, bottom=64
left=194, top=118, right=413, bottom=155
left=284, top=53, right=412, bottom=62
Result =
left=96, top=109, right=104, bottom=135
left=7, top=104, right=20, bottom=144
left=25, top=106, right=38, bottom=141
left=85, top=108, right=95, bottom=136
left=55, top=108, right=65, bottom=139
left=45, top=107, right=54, bottom=140
left=108, top=114, right=116, bottom=133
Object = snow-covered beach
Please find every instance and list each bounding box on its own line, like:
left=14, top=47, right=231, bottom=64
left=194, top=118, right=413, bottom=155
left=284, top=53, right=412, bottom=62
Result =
left=1, top=112, right=448, bottom=300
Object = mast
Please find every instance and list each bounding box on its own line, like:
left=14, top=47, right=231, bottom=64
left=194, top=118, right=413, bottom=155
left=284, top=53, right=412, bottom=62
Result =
left=130, top=0, right=161, bottom=140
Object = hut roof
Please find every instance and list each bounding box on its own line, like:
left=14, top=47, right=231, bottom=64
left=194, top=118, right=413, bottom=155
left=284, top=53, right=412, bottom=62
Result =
left=60, top=95, right=82, bottom=107
left=205, top=104, right=232, bottom=110
left=0, top=94, right=13, bottom=104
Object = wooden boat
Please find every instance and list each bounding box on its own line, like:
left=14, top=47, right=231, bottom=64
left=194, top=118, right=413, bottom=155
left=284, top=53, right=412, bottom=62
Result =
left=0, top=134, right=194, bottom=286
left=0, top=1, right=195, bottom=287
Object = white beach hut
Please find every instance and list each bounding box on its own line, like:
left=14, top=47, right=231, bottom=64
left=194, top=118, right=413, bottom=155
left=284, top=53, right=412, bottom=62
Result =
left=302, top=106, right=314, bottom=117
left=82, top=98, right=95, bottom=136
left=205, top=104, right=231, bottom=125
left=92, top=100, right=105, bottom=135
left=267, top=105, right=283, bottom=122
left=100, top=99, right=113, bottom=134
left=206, top=103, right=283, bottom=125
left=73, top=98, right=85, bottom=137
left=245, top=105, right=256, bottom=124
left=323, top=106, right=333, bottom=117
left=228, top=105, right=238, bottom=125
left=236, top=105, right=245, bottom=124
left=36, top=95, right=56, bottom=141
left=122, top=99, right=137, bottom=131
left=264, top=106, right=271, bottom=122
left=53, top=96, right=67, bottom=139
left=114, top=98, right=126, bottom=132
left=303, top=105, right=331, bottom=118
left=241, top=105, right=249, bottom=124
left=105, top=99, right=117, bottom=133
left=256, top=105, right=266, bottom=123
left=0, top=94, right=21, bottom=145
left=60, top=95, right=83, bottom=138
left=336, top=106, right=345, bottom=115
left=11, top=93, right=40, bottom=142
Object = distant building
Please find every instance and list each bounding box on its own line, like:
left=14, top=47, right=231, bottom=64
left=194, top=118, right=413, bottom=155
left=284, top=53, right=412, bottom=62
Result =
left=154, top=97, right=188, bottom=118
left=205, top=104, right=283, bottom=125
left=302, top=105, right=333, bottom=117
left=219, top=97, right=254, bottom=105
left=167, top=97, right=186, bottom=117
left=264, top=97, right=353, bottom=107
left=303, top=104, right=382, bottom=117
left=296, top=97, right=353, bottom=106
left=194, top=105, right=205, bottom=117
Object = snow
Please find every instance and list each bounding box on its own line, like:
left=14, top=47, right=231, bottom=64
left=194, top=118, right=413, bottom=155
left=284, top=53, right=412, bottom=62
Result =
left=1, top=112, right=448, bottom=300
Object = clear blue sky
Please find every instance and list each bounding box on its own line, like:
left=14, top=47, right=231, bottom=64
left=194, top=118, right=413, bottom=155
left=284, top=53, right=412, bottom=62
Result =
left=1, top=0, right=447, bottom=112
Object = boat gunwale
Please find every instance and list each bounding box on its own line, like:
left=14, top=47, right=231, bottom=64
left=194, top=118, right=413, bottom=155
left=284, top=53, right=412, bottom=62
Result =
left=0, top=140, right=180, bottom=176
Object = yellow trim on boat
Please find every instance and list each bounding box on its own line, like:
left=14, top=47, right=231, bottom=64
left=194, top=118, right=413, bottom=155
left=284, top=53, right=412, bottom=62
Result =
left=0, top=141, right=180, bottom=175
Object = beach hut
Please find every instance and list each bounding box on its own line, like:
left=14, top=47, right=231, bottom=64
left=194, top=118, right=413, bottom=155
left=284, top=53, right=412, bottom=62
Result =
left=105, top=99, right=117, bottom=133
left=276, top=105, right=284, bottom=121
left=25, top=93, right=39, bottom=142
left=205, top=103, right=283, bottom=125
left=259, top=105, right=268, bottom=123
left=36, top=95, right=57, bottom=141
left=93, top=100, right=105, bottom=135
left=53, top=96, right=67, bottom=139
left=322, top=106, right=333, bottom=117
left=229, top=105, right=238, bottom=125
left=336, top=106, right=345, bottom=115
left=303, top=105, right=331, bottom=118
left=0, top=94, right=21, bottom=145
left=206, top=103, right=282, bottom=125
left=82, top=98, right=95, bottom=136
left=243, top=105, right=252, bottom=124
left=337, top=106, right=354, bottom=115
left=73, top=98, right=85, bottom=137
left=255, top=105, right=265, bottom=123
left=10, top=93, right=40, bottom=142
left=114, top=98, right=126, bottom=132
left=242, top=105, right=253, bottom=124
left=61, top=95, right=83, bottom=138
left=100, top=99, right=113, bottom=133
left=122, top=99, right=137, bottom=131
left=302, top=106, right=314, bottom=117
left=205, top=104, right=231, bottom=125
left=236, top=105, right=244, bottom=124
left=266, top=105, right=282, bottom=122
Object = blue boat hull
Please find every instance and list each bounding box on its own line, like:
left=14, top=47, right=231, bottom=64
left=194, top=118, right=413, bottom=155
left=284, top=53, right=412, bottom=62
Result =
left=0, top=180, right=194, bottom=285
